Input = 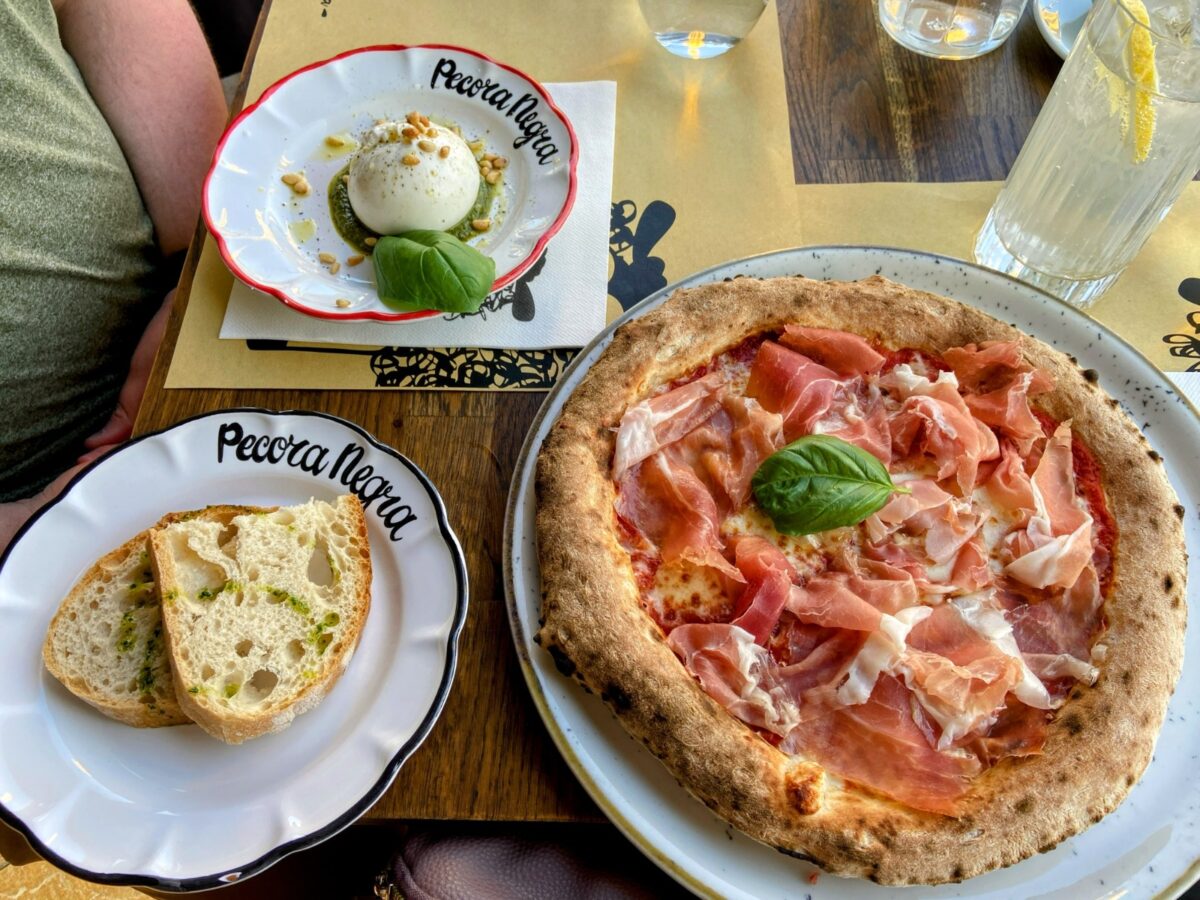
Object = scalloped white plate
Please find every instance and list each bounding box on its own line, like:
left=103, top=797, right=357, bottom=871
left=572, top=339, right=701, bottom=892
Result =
left=506, top=247, right=1200, bottom=899
left=0, top=410, right=467, bottom=891
left=203, top=44, right=578, bottom=322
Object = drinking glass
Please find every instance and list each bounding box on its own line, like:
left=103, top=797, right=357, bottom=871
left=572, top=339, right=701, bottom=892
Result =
left=637, top=0, right=769, bottom=59
left=877, top=0, right=1029, bottom=58
left=974, top=0, right=1200, bottom=306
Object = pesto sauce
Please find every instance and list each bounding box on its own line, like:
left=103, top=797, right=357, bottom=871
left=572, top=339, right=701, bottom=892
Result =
left=137, top=625, right=161, bottom=694
left=328, top=165, right=379, bottom=254
left=327, top=164, right=498, bottom=252
left=448, top=178, right=496, bottom=241
left=307, top=611, right=339, bottom=654
left=266, top=585, right=310, bottom=616
left=116, top=611, right=138, bottom=653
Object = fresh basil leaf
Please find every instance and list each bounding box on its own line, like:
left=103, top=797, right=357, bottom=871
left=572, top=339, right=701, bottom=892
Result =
left=751, top=435, right=909, bottom=536
left=372, top=230, right=496, bottom=313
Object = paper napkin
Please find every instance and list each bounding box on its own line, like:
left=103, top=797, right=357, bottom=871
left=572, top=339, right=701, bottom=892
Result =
left=219, top=81, right=615, bottom=350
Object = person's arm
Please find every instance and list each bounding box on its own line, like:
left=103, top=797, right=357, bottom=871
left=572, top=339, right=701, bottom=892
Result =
left=0, top=3, right=228, bottom=556
left=52, top=0, right=227, bottom=255
left=56, top=0, right=228, bottom=444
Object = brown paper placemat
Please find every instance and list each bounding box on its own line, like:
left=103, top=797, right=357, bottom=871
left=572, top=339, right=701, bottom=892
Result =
left=166, top=0, right=1200, bottom=390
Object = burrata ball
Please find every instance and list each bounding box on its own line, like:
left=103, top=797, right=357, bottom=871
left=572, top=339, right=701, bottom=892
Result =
left=347, top=121, right=480, bottom=235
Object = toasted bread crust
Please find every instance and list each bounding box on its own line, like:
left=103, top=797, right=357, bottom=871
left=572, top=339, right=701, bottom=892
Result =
left=42, top=514, right=198, bottom=728
left=152, top=498, right=373, bottom=744
left=535, top=276, right=1187, bottom=885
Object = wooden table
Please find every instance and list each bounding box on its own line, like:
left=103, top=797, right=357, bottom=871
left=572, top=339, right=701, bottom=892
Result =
left=133, top=0, right=1063, bottom=825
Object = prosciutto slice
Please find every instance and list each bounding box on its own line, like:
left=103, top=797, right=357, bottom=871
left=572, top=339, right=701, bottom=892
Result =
left=730, top=537, right=794, bottom=643
left=943, top=343, right=1053, bottom=457
left=942, top=341, right=1054, bottom=395
left=683, top=393, right=783, bottom=511
left=613, top=372, right=726, bottom=481
left=809, top=380, right=893, bottom=464
left=902, top=602, right=1030, bottom=747
left=782, top=675, right=982, bottom=815
left=774, top=621, right=867, bottom=695
left=882, top=365, right=999, bottom=495
left=746, top=341, right=843, bottom=440
left=779, top=325, right=885, bottom=377
left=668, top=623, right=799, bottom=736
left=984, top=442, right=1036, bottom=522
left=615, top=452, right=742, bottom=581
left=1005, top=424, right=1093, bottom=591
left=786, top=574, right=885, bottom=632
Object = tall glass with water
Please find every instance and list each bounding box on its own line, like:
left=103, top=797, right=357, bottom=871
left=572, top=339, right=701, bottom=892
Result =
left=975, top=0, right=1200, bottom=306
left=638, top=0, right=769, bottom=59
left=878, top=0, right=1029, bottom=58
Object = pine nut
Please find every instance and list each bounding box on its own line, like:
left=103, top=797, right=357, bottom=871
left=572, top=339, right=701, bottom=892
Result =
left=492, top=157, right=508, bottom=170
left=347, top=254, right=365, bottom=266
left=324, top=134, right=346, bottom=148
left=335, top=298, right=351, bottom=308
left=485, top=170, right=502, bottom=185
left=318, top=252, right=337, bottom=264
left=468, top=140, right=484, bottom=152
left=281, top=172, right=301, bottom=186
left=401, top=125, right=419, bottom=138
left=293, top=179, right=310, bottom=195
left=438, top=146, right=451, bottom=159
left=418, top=139, right=436, bottom=152
left=406, top=111, right=422, bottom=126
left=483, top=152, right=497, bottom=162
left=479, top=161, right=492, bottom=174
left=342, top=174, right=350, bottom=185
left=470, top=218, right=491, bottom=232
left=402, top=154, right=420, bottom=166
left=364, top=236, right=378, bottom=247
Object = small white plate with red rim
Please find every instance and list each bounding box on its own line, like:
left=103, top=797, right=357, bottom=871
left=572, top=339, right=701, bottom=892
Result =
left=0, top=409, right=467, bottom=891
left=203, top=44, right=578, bottom=323
left=504, top=246, right=1200, bottom=899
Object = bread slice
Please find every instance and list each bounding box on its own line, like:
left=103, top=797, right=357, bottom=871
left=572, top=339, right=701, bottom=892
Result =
left=150, top=495, right=372, bottom=744
left=41, top=507, right=252, bottom=727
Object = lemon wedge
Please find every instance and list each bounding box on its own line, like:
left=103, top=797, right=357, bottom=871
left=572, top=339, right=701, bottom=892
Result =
left=1125, top=0, right=1158, bottom=163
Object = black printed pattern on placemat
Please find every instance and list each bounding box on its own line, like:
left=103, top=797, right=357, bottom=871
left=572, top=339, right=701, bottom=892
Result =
left=244, top=341, right=575, bottom=389
left=1162, top=278, right=1200, bottom=371
left=609, top=199, right=676, bottom=310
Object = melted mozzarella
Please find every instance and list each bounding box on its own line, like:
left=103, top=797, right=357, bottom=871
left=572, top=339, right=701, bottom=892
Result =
left=722, top=506, right=836, bottom=580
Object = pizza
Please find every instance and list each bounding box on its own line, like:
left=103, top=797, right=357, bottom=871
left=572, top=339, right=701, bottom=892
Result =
left=535, top=275, right=1187, bottom=885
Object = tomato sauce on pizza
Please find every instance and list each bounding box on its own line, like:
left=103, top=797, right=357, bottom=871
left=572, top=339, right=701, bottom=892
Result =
left=610, top=327, right=1113, bottom=816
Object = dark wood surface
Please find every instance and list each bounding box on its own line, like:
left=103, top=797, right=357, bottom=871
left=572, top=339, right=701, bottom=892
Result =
left=781, top=1, right=1061, bottom=184
left=132, top=1, right=1066, bottom=824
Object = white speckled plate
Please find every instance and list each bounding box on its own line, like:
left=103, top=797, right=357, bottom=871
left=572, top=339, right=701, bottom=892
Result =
left=203, top=44, right=577, bottom=322
left=505, top=247, right=1200, bottom=899
left=0, top=410, right=467, bottom=891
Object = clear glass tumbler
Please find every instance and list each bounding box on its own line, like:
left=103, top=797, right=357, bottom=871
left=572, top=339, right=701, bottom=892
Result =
left=975, top=0, right=1200, bottom=307
left=877, top=0, right=1029, bottom=58
left=637, top=0, right=769, bottom=59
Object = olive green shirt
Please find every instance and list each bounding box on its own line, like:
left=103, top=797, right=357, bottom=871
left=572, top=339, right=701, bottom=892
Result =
left=0, top=0, right=166, bottom=501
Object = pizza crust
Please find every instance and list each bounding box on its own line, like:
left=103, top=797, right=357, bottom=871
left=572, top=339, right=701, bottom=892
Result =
left=535, top=276, right=1187, bottom=885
